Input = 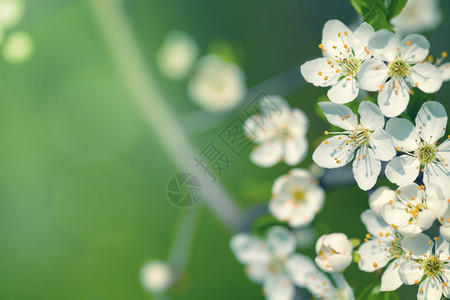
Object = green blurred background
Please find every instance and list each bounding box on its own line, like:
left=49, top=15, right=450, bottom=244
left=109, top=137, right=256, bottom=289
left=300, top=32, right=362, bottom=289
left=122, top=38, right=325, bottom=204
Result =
left=0, top=0, right=449, bottom=299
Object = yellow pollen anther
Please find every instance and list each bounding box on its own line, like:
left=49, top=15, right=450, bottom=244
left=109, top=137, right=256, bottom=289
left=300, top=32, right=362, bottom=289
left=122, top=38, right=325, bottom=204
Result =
left=324, top=140, right=329, bottom=145
left=344, top=31, right=348, bottom=36
left=388, top=200, right=393, bottom=205
left=324, top=131, right=329, bottom=135
left=318, top=71, right=323, bottom=76
left=443, top=51, right=448, bottom=58
left=336, top=69, right=340, bottom=73
left=318, top=44, right=324, bottom=49
left=406, top=41, right=411, bottom=46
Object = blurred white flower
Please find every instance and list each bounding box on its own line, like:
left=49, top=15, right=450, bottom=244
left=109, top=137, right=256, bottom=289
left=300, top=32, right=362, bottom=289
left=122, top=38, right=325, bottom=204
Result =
left=358, top=30, right=442, bottom=117
left=300, top=20, right=374, bottom=103
left=2, top=31, right=33, bottom=63
left=391, top=0, right=441, bottom=37
left=357, top=209, right=405, bottom=291
left=438, top=63, right=450, bottom=81
left=140, top=260, right=173, bottom=294
left=439, top=208, right=450, bottom=242
left=188, top=54, right=246, bottom=112
left=385, top=101, right=449, bottom=195
left=156, top=30, right=198, bottom=80
left=382, top=183, right=447, bottom=236
left=368, top=186, right=397, bottom=217
left=269, top=168, right=324, bottom=228
left=0, top=0, right=24, bottom=30
left=230, top=226, right=316, bottom=300
left=398, top=234, right=450, bottom=300
left=244, top=95, right=308, bottom=167
left=315, top=233, right=353, bottom=273
left=312, top=101, right=395, bottom=190
left=305, top=270, right=355, bottom=300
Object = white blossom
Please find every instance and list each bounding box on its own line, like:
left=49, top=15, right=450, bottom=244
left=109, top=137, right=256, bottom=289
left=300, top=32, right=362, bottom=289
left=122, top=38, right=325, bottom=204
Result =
left=300, top=20, right=374, bottom=104
left=269, top=168, right=324, bottom=227
left=391, top=0, right=442, bottom=37
left=244, top=95, right=308, bottom=167
left=188, top=54, right=246, bottom=112
left=358, top=30, right=442, bottom=117
left=385, top=101, right=449, bottom=195
left=315, top=233, right=353, bottom=273
left=2, top=31, right=33, bottom=63
left=382, top=183, right=447, bottom=236
left=398, top=234, right=450, bottom=300
left=230, top=226, right=316, bottom=300
left=140, top=261, right=174, bottom=294
left=305, top=270, right=354, bottom=300
left=312, top=101, right=396, bottom=190
left=156, top=30, right=198, bottom=80
left=357, top=209, right=406, bottom=291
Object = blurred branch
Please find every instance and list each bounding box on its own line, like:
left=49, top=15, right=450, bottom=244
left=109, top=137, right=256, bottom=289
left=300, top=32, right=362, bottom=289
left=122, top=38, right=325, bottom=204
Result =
left=87, top=0, right=245, bottom=232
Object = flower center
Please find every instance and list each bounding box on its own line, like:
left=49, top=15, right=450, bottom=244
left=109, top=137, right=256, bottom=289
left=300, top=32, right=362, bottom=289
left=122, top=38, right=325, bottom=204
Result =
left=389, top=60, right=410, bottom=78
left=414, top=142, right=437, bottom=164
left=339, top=57, right=360, bottom=77
left=389, top=236, right=405, bottom=258
left=292, top=188, right=306, bottom=203
left=348, top=125, right=371, bottom=146
left=276, top=126, right=291, bottom=141
left=423, top=256, right=443, bottom=277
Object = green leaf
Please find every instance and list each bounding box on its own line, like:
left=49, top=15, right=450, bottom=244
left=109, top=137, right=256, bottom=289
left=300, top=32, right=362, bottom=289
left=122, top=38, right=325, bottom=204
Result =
left=350, top=0, right=388, bottom=16
left=386, top=0, right=408, bottom=21
left=363, top=6, right=391, bottom=31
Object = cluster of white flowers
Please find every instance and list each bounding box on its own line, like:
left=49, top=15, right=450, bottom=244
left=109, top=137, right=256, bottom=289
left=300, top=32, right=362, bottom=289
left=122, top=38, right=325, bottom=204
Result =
left=229, top=9, right=449, bottom=299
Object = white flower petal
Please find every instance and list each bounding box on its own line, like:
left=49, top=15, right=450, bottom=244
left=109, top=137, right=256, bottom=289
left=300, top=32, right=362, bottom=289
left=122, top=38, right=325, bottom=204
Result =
left=352, top=147, right=381, bottom=191
left=368, top=29, right=400, bottom=62
left=369, top=186, right=397, bottom=217
left=359, top=101, right=385, bottom=130
left=244, top=115, right=269, bottom=143
left=285, top=254, right=317, bottom=287
left=250, top=142, right=283, bottom=167
left=370, top=128, right=396, bottom=161
left=327, top=76, right=359, bottom=104
left=410, top=63, right=442, bottom=93
left=423, top=162, right=450, bottom=200
left=398, top=260, right=423, bottom=285
left=415, top=101, right=447, bottom=144
left=246, top=263, right=268, bottom=283
left=380, top=260, right=403, bottom=291
left=418, top=277, right=442, bottom=300
left=382, top=201, right=412, bottom=230
left=385, top=117, right=421, bottom=151
left=357, top=240, right=391, bottom=272
left=312, top=135, right=356, bottom=169
left=439, top=63, right=450, bottom=81
left=284, top=137, right=308, bottom=166
left=329, top=253, right=352, bottom=272
left=351, top=22, right=375, bottom=58
left=440, top=225, right=450, bottom=243
left=400, top=34, right=430, bottom=63
left=425, top=183, right=447, bottom=218
left=357, top=58, right=389, bottom=92
left=321, top=19, right=352, bottom=59
left=401, top=233, right=433, bottom=259
left=266, top=226, right=296, bottom=257
left=385, top=155, right=421, bottom=186
left=377, top=79, right=410, bottom=118
left=264, top=274, right=295, bottom=300
left=230, top=234, right=270, bottom=265
left=300, top=57, right=339, bottom=87
left=417, top=209, right=436, bottom=231
left=361, top=209, right=393, bottom=237
left=318, top=102, right=358, bottom=130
